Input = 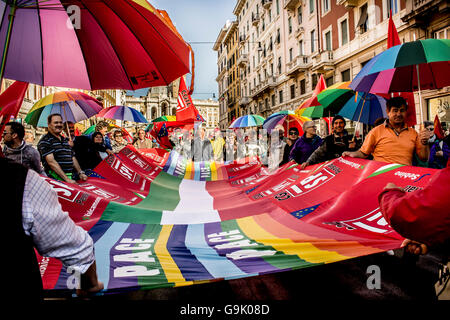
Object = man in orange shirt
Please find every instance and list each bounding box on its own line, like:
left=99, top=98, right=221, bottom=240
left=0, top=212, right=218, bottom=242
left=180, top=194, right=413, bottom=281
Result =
left=343, top=97, right=430, bottom=165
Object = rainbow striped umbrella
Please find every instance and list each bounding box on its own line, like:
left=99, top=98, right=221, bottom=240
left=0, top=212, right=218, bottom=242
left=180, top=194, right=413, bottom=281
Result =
left=263, top=111, right=310, bottom=135
left=97, top=105, right=148, bottom=123
left=0, top=0, right=191, bottom=91
left=229, top=114, right=265, bottom=128
left=25, top=91, right=103, bottom=127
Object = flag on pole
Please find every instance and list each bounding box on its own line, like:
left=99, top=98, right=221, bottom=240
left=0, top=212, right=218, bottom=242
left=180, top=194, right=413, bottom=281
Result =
left=386, top=11, right=417, bottom=127
left=434, top=115, right=445, bottom=140
left=176, top=77, right=204, bottom=123
left=297, top=74, right=327, bottom=110
left=0, top=81, right=29, bottom=138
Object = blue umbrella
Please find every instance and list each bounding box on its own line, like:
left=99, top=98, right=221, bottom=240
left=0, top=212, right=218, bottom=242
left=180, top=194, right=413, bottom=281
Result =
left=338, top=92, right=387, bottom=125
left=229, top=114, right=265, bottom=128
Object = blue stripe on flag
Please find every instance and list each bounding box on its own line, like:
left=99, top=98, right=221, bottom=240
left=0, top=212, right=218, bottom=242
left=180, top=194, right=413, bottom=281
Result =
left=185, top=224, right=248, bottom=279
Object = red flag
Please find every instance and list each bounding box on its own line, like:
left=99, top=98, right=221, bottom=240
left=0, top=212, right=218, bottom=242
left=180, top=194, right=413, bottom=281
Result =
left=434, top=115, right=445, bottom=140
left=386, top=11, right=416, bottom=127
left=150, top=120, right=195, bottom=149
left=176, top=77, right=204, bottom=122
left=297, top=74, right=327, bottom=110
left=0, top=81, right=29, bottom=138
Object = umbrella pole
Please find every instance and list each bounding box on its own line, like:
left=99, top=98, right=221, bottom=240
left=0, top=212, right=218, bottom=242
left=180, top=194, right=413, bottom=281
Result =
left=354, top=92, right=367, bottom=141
left=62, top=105, right=72, bottom=140
left=0, top=0, right=18, bottom=92
left=416, top=65, right=425, bottom=126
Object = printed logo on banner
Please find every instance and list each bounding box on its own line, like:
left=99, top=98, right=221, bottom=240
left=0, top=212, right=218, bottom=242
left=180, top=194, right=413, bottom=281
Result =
left=44, top=178, right=87, bottom=205
left=78, top=183, right=121, bottom=201
left=107, top=155, right=141, bottom=184
left=120, top=148, right=153, bottom=172
left=273, top=167, right=337, bottom=201
left=323, top=209, right=394, bottom=234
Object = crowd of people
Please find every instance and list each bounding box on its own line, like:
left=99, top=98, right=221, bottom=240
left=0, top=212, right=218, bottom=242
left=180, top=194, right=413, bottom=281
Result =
left=2, top=96, right=450, bottom=300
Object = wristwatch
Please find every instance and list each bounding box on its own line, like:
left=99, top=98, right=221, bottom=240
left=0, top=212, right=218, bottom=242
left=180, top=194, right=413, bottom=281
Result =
left=78, top=170, right=85, bottom=175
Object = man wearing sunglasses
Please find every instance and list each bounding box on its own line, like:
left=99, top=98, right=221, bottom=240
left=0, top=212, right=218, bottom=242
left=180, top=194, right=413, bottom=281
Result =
left=300, top=115, right=357, bottom=169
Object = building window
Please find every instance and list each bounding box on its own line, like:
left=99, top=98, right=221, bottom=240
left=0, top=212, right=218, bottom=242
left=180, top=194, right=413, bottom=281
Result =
left=311, top=29, right=316, bottom=53
left=323, top=0, right=330, bottom=14
left=311, top=74, right=318, bottom=89
left=276, top=28, right=281, bottom=44
left=279, top=90, right=283, bottom=104
left=300, top=79, right=306, bottom=95
left=309, top=0, right=314, bottom=14
left=340, top=19, right=348, bottom=45
left=341, top=69, right=351, bottom=82
left=357, top=4, right=368, bottom=34
left=387, top=0, right=398, bottom=16
left=325, top=31, right=332, bottom=51
left=299, top=40, right=304, bottom=55
left=277, top=57, right=282, bottom=74
left=276, top=0, right=280, bottom=15
left=289, top=48, right=293, bottom=62
left=271, top=94, right=276, bottom=107
left=297, top=7, right=303, bottom=24
left=435, top=27, right=450, bottom=39
left=325, top=76, right=333, bottom=87
left=288, top=17, right=292, bottom=34
left=290, top=84, right=295, bottom=100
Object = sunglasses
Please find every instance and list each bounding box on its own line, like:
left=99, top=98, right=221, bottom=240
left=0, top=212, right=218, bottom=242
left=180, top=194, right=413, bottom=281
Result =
left=427, top=127, right=434, bottom=131
left=289, top=131, right=299, bottom=135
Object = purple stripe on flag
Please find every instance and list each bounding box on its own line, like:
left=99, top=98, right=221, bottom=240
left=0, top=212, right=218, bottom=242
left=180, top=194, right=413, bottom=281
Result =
left=166, top=225, right=213, bottom=281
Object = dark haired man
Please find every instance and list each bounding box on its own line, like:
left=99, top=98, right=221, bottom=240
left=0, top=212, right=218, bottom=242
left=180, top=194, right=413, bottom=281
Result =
left=300, top=115, right=357, bottom=169
left=280, top=127, right=299, bottom=165
left=343, top=97, right=430, bottom=165
left=37, top=114, right=87, bottom=183
left=2, top=122, right=43, bottom=174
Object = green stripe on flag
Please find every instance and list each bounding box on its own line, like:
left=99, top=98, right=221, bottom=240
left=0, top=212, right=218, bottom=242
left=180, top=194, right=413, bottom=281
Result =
left=366, top=163, right=404, bottom=178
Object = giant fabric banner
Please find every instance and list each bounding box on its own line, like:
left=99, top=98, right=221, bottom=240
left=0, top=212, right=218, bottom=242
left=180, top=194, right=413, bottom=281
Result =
left=37, top=146, right=438, bottom=293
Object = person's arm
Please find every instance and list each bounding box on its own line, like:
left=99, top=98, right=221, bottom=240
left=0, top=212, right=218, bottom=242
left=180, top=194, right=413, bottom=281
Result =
left=415, top=129, right=430, bottom=162
left=31, top=147, right=44, bottom=174
left=44, top=153, right=75, bottom=183
left=22, top=170, right=103, bottom=293
left=342, top=149, right=368, bottom=159
left=302, top=140, right=328, bottom=167
left=73, top=156, right=88, bottom=181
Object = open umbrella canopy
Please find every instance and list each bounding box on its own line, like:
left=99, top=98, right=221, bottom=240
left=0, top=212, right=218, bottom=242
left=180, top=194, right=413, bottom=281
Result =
left=25, top=91, right=103, bottom=127
left=83, top=123, right=133, bottom=143
left=97, top=105, right=148, bottom=123
left=263, top=110, right=310, bottom=135
left=145, top=115, right=177, bottom=132
left=229, top=114, right=265, bottom=128
left=338, top=92, right=387, bottom=125
left=0, top=0, right=191, bottom=90
left=350, top=39, right=450, bottom=93
left=317, top=82, right=355, bottom=110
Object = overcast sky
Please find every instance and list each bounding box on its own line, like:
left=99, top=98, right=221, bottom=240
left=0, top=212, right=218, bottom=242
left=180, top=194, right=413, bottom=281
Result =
left=127, top=0, right=236, bottom=100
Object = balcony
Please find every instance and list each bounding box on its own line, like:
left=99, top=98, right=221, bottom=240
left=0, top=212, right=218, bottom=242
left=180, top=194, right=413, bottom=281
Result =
left=249, top=76, right=278, bottom=98
left=311, top=50, right=335, bottom=73
left=286, top=55, right=311, bottom=76
left=262, top=0, right=272, bottom=9
left=336, top=0, right=358, bottom=8
left=252, top=13, right=260, bottom=26
left=284, top=0, right=301, bottom=11
left=402, top=0, right=444, bottom=27
left=295, top=27, right=304, bottom=38
left=237, top=54, right=249, bottom=67
left=239, top=96, right=251, bottom=106
left=239, top=34, right=246, bottom=45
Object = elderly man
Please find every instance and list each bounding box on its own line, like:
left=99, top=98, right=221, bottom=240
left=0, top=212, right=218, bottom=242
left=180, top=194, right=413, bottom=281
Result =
left=134, top=129, right=153, bottom=149
left=37, top=114, right=87, bottom=183
left=2, top=122, right=43, bottom=174
left=289, top=121, right=322, bottom=165
left=343, top=97, right=430, bottom=165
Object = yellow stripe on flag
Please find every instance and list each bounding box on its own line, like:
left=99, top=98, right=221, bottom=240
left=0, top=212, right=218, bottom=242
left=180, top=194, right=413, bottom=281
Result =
left=154, top=225, right=190, bottom=286
left=237, top=216, right=348, bottom=264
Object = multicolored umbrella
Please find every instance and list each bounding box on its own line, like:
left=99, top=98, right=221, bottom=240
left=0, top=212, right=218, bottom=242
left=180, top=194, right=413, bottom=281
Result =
left=0, top=0, right=192, bottom=91
left=83, top=123, right=133, bottom=143
left=97, top=105, right=148, bottom=123
left=350, top=39, right=450, bottom=94
left=25, top=91, right=103, bottom=127
left=316, top=82, right=355, bottom=110
left=263, top=111, right=310, bottom=135
left=145, top=115, right=177, bottom=132
left=296, top=105, right=324, bottom=119
left=229, top=114, right=265, bottom=128
left=338, top=92, right=387, bottom=125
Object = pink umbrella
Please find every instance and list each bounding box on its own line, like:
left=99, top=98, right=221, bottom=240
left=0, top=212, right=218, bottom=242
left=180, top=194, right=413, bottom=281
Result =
left=0, top=0, right=192, bottom=91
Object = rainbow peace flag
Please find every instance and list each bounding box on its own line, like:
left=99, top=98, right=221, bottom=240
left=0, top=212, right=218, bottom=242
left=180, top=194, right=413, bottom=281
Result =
left=37, top=146, right=438, bottom=293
